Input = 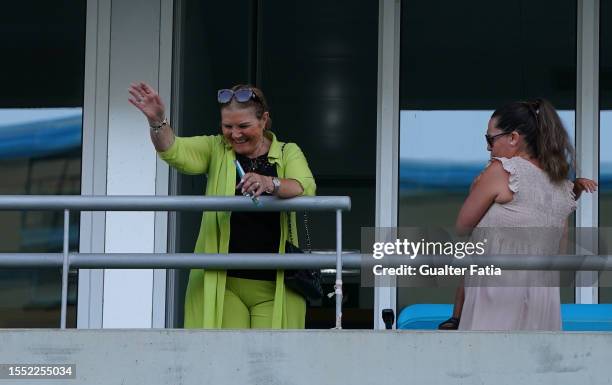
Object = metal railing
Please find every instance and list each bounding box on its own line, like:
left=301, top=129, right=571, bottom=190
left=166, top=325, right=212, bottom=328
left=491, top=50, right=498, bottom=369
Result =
left=2, top=195, right=612, bottom=330
left=0, top=195, right=350, bottom=329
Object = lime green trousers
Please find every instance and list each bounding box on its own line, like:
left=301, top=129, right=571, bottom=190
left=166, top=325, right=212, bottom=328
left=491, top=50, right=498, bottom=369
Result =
left=222, top=277, right=306, bottom=329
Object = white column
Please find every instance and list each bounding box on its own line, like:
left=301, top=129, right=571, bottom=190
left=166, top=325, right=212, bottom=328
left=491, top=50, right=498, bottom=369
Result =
left=78, top=0, right=112, bottom=329
left=374, top=0, right=401, bottom=329
left=575, top=0, right=599, bottom=304
left=80, top=0, right=173, bottom=328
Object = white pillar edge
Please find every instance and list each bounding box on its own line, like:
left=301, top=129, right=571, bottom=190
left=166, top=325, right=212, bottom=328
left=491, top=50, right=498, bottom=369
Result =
left=78, top=0, right=112, bottom=329
left=575, top=0, right=600, bottom=304
left=374, top=0, right=401, bottom=329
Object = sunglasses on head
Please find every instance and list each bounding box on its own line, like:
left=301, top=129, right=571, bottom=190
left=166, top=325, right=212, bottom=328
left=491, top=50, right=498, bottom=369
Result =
left=485, top=132, right=510, bottom=146
left=217, top=88, right=258, bottom=104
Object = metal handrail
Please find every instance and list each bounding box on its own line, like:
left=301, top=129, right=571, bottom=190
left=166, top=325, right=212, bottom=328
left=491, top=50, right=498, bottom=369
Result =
left=0, top=195, right=350, bottom=329
left=3, top=195, right=612, bottom=329
left=1, top=253, right=612, bottom=270
left=0, top=195, right=351, bottom=211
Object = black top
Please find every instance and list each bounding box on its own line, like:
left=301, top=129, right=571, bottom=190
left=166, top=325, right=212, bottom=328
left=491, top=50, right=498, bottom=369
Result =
left=227, top=152, right=280, bottom=281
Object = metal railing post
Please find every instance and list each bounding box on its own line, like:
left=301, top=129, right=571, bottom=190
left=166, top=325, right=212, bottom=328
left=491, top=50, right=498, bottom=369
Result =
left=60, top=209, right=70, bottom=329
left=335, top=209, right=343, bottom=329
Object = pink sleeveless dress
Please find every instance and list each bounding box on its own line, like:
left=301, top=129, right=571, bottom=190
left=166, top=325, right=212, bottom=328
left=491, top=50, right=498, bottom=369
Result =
left=459, top=156, right=576, bottom=331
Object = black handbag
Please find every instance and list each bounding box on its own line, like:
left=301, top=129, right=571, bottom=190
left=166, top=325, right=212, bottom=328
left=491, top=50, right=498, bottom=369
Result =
left=281, top=143, right=323, bottom=302
left=284, top=212, right=323, bottom=302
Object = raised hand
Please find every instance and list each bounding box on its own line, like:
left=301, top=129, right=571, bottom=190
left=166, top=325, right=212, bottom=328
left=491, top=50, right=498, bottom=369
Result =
left=128, top=82, right=166, bottom=125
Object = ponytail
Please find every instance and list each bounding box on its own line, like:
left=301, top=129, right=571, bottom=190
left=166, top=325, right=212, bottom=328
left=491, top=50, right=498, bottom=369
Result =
left=491, top=98, right=574, bottom=183
left=532, top=99, right=574, bottom=182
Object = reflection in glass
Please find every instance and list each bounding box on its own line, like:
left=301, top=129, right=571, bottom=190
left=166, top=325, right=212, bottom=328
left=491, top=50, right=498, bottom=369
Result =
left=398, top=0, right=577, bottom=314
left=600, top=116, right=612, bottom=301
left=0, top=108, right=81, bottom=327
left=599, top=0, right=612, bottom=302
left=400, top=110, right=575, bottom=226
left=601, top=113, right=612, bottom=227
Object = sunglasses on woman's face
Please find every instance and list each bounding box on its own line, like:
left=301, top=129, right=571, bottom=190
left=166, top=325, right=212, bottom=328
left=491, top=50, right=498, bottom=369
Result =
left=217, top=88, right=258, bottom=104
left=485, top=132, right=510, bottom=146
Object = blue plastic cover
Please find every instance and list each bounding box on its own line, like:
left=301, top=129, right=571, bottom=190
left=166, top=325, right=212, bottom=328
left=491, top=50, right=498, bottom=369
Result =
left=0, top=109, right=82, bottom=160
left=398, top=304, right=612, bottom=331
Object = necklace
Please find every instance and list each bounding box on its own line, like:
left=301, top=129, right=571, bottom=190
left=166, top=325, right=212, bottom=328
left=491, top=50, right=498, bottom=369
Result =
left=236, top=136, right=271, bottom=172
left=246, top=155, right=270, bottom=172
left=238, top=144, right=271, bottom=173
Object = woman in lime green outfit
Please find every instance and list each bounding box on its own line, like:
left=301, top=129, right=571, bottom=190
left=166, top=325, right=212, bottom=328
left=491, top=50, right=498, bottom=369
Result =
left=129, top=82, right=316, bottom=329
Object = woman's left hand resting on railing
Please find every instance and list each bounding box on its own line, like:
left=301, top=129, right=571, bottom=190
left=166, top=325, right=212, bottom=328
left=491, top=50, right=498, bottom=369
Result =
left=237, top=172, right=303, bottom=198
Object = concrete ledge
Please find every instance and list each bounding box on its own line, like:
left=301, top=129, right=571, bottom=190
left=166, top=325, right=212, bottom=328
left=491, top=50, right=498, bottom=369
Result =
left=0, top=330, right=611, bottom=384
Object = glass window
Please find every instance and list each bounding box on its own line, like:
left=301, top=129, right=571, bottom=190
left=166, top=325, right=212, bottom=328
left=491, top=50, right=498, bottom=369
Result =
left=170, top=0, right=253, bottom=329
left=0, top=1, right=86, bottom=327
left=598, top=0, right=612, bottom=302
left=398, top=0, right=577, bottom=310
left=259, top=0, right=378, bottom=328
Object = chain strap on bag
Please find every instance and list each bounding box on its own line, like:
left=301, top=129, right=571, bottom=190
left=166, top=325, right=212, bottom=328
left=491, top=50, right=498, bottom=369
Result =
left=281, top=143, right=323, bottom=302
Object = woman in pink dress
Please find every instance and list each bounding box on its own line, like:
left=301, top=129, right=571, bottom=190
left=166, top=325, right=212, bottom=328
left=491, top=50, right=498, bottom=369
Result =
left=450, top=99, right=595, bottom=331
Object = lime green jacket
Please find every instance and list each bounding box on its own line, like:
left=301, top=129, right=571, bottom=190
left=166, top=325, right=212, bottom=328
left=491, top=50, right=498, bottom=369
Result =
left=158, top=131, right=316, bottom=328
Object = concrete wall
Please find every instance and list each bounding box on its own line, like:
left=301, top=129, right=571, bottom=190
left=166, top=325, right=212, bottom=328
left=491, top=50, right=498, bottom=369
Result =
left=0, top=330, right=611, bottom=385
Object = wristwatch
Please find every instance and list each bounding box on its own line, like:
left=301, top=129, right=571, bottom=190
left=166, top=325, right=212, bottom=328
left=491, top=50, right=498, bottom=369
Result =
left=270, top=177, right=281, bottom=195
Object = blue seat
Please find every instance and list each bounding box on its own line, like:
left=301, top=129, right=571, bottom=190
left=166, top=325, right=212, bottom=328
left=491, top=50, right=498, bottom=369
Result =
left=562, top=304, right=612, bottom=331
left=397, top=304, right=612, bottom=331
left=397, top=304, right=453, bottom=330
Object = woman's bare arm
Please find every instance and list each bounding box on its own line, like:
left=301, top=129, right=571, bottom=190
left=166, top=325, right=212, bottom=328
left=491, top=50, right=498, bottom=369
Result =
left=455, top=160, right=513, bottom=235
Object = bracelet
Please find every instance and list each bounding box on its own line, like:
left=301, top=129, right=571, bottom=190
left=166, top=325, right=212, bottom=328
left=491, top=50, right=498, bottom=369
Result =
left=150, top=118, right=168, bottom=133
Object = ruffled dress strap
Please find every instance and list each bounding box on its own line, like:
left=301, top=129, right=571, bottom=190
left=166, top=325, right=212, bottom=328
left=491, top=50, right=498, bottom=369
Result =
left=491, top=157, right=519, bottom=193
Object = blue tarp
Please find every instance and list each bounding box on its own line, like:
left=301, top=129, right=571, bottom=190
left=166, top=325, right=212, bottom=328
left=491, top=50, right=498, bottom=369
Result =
left=0, top=114, right=82, bottom=160
left=399, top=160, right=485, bottom=192
left=0, top=112, right=610, bottom=191
left=398, top=304, right=612, bottom=331
left=400, top=160, right=612, bottom=192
